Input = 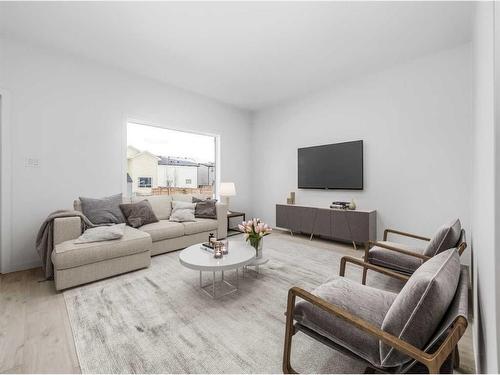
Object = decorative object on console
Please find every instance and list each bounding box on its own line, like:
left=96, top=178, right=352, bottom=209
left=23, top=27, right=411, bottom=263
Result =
left=219, top=182, right=236, bottom=212
left=238, top=218, right=272, bottom=258
left=330, top=201, right=350, bottom=209
left=286, top=192, right=296, bottom=205
left=348, top=199, right=356, bottom=210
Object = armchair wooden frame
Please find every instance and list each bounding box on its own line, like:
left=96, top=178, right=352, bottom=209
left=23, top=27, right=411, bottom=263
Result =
left=282, top=262, right=468, bottom=374
left=357, top=229, right=467, bottom=284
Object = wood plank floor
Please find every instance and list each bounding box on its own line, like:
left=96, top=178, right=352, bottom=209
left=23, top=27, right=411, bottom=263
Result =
left=0, top=236, right=476, bottom=374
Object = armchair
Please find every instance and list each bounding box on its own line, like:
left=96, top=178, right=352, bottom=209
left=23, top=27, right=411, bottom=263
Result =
left=283, top=249, right=468, bottom=374
left=359, top=219, right=466, bottom=284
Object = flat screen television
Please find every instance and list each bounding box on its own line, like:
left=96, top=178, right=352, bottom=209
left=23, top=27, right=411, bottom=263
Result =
left=298, top=140, right=363, bottom=190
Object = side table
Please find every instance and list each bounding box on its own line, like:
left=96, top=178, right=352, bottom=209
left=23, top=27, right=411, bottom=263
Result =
left=227, top=211, right=246, bottom=237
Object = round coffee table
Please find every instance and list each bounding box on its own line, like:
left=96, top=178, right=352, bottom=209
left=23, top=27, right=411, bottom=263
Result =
left=179, top=242, right=255, bottom=298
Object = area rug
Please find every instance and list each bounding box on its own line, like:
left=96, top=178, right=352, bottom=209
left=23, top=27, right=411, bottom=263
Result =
left=64, top=234, right=404, bottom=373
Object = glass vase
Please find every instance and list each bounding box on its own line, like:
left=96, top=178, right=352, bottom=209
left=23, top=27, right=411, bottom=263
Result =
left=250, top=237, right=263, bottom=259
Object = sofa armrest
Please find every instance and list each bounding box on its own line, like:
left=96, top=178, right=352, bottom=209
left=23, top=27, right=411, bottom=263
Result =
left=53, top=217, right=82, bottom=246
left=216, top=203, right=228, bottom=239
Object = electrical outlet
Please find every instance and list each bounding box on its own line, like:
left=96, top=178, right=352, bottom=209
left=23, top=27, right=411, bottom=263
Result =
left=25, top=157, right=40, bottom=168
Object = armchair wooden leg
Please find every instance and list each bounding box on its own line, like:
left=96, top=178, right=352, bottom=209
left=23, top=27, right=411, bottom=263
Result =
left=453, top=346, right=460, bottom=369
left=362, top=266, right=368, bottom=285
left=283, top=290, right=298, bottom=374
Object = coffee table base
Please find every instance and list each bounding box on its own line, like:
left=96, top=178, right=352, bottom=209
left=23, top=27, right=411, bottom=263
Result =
left=199, top=269, right=239, bottom=299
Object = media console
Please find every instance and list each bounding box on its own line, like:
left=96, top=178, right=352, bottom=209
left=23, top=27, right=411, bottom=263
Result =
left=275, top=204, right=376, bottom=247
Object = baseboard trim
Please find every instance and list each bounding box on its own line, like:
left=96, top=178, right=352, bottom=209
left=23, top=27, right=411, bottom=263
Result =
left=2, top=260, right=42, bottom=274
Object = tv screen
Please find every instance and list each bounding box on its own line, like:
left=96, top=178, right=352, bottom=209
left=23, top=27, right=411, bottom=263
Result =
left=298, top=140, right=363, bottom=190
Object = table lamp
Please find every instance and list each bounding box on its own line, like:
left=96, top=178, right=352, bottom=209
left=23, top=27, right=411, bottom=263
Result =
left=219, top=182, right=236, bottom=212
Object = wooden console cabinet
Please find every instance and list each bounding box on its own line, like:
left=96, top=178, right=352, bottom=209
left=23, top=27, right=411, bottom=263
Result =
left=276, top=204, right=376, bottom=246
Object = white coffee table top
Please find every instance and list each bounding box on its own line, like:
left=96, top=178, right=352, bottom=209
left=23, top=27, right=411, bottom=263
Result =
left=179, top=242, right=256, bottom=272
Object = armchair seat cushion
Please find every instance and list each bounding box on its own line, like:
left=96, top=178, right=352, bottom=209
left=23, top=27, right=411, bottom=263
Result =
left=367, top=241, right=424, bottom=274
left=294, top=276, right=397, bottom=366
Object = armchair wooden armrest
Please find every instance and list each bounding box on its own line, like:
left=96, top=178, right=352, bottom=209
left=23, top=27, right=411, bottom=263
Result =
left=383, top=228, right=431, bottom=242
left=283, top=286, right=467, bottom=374
left=340, top=255, right=410, bottom=282
left=365, top=240, right=431, bottom=261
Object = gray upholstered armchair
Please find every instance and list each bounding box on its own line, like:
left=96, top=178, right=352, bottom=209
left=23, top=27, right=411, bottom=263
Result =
left=283, top=249, right=468, bottom=374
left=358, top=219, right=466, bottom=284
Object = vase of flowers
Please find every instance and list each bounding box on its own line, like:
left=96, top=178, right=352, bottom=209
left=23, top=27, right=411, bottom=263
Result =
left=238, top=218, right=272, bottom=258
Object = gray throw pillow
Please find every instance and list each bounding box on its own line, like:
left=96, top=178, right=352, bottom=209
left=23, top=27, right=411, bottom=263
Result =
left=192, top=197, right=217, bottom=219
left=75, top=223, right=126, bottom=244
left=423, top=219, right=461, bottom=257
left=79, top=193, right=125, bottom=225
left=119, top=200, right=159, bottom=228
left=380, top=248, right=460, bottom=367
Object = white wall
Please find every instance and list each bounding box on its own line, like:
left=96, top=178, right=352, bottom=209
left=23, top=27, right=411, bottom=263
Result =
left=251, top=44, right=473, bottom=250
left=471, top=2, right=499, bottom=372
left=0, top=38, right=252, bottom=272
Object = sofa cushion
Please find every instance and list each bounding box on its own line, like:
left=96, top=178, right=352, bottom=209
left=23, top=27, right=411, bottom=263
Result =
left=294, top=276, right=397, bottom=366
left=169, top=201, right=196, bottom=222
left=380, top=248, right=460, bottom=367
left=120, top=200, right=159, bottom=228
left=183, top=218, right=218, bottom=235
left=75, top=223, right=126, bottom=244
left=79, top=193, right=126, bottom=225
left=131, top=195, right=172, bottom=220
left=193, top=197, right=217, bottom=219
left=423, top=219, right=461, bottom=257
left=74, top=195, right=130, bottom=212
left=52, top=226, right=151, bottom=270
left=368, top=241, right=424, bottom=274
left=139, top=220, right=185, bottom=242
left=171, top=194, right=211, bottom=202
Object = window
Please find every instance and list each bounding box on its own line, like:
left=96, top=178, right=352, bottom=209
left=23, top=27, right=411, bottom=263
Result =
left=138, top=177, right=152, bottom=188
left=127, top=122, right=216, bottom=197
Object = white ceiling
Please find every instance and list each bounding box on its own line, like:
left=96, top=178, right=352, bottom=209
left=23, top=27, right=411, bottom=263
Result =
left=0, top=2, right=473, bottom=110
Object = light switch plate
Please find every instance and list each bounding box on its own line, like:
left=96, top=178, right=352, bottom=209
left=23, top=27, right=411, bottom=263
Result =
left=25, top=157, right=40, bottom=168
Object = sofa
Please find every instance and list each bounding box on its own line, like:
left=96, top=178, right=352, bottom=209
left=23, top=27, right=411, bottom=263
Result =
left=51, top=194, right=228, bottom=290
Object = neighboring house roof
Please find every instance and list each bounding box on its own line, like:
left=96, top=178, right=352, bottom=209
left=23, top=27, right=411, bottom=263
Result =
left=128, top=150, right=161, bottom=161
left=127, top=145, right=141, bottom=158
left=158, top=156, right=199, bottom=167
left=199, top=162, right=215, bottom=167
left=127, top=173, right=133, bottom=183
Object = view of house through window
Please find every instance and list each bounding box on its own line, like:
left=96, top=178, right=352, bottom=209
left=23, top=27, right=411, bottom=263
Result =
left=127, top=122, right=216, bottom=197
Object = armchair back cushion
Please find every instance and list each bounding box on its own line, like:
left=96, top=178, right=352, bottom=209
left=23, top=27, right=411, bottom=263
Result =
left=380, top=248, right=460, bottom=367
left=423, top=219, right=461, bottom=257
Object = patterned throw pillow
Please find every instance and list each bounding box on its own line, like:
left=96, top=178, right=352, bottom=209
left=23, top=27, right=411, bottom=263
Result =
left=192, top=197, right=217, bottom=219
left=119, top=200, right=159, bottom=228
left=169, top=201, right=196, bottom=222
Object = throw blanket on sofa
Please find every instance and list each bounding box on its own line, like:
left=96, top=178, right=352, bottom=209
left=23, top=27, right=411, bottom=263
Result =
left=36, top=210, right=95, bottom=279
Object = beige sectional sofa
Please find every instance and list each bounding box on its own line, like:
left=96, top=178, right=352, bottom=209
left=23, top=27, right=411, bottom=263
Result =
left=51, top=194, right=227, bottom=290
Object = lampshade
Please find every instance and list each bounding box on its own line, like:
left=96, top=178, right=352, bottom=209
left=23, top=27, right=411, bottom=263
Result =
left=219, top=182, right=236, bottom=196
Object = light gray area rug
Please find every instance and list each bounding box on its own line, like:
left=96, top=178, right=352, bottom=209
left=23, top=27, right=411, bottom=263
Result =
left=64, top=234, right=404, bottom=373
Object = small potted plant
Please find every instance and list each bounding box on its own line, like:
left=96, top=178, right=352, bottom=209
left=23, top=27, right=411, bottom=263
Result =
left=238, top=218, right=272, bottom=258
